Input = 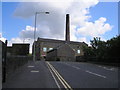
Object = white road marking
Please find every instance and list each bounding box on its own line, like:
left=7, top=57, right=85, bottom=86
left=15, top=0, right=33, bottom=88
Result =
left=65, top=63, right=70, bottom=66
left=110, top=68, right=116, bottom=70
left=72, top=66, right=80, bottom=70
left=103, top=67, right=116, bottom=71
left=98, top=65, right=102, bottom=67
left=97, top=65, right=116, bottom=71
left=46, top=64, right=61, bottom=89
left=64, top=63, right=81, bottom=70
left=64, top=63, right=108, bottom=78
left=85, top=70, right=106, bottom=78
left=31, top=70, right=39, bottom=72
left=28, top=66, right=35, bottom=68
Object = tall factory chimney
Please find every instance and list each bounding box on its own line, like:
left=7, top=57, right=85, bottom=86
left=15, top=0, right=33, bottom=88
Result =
left=66, top=14, right=70, bottom=41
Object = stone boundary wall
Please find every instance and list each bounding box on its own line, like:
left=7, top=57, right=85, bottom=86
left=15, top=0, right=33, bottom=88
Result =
left=6, top=56, right=33, bottom=79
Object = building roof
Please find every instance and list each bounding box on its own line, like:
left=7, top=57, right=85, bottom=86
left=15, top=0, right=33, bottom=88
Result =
left=37, top=37, right=88, bottom=46
left=47, top=43, right=75, bottom=53
left=12, top=43, right=30, bottom=45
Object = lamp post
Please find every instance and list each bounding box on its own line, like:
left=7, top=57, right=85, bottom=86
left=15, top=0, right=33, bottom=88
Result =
left=33, top=12, right=49, bottom=62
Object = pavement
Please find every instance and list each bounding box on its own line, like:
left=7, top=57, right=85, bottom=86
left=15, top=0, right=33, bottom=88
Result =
left=2, top=60, right=118, bottom=89
left=3, top=60, right=57, bottom=88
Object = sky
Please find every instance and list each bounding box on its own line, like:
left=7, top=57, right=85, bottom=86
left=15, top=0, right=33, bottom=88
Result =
left=0, top=0, right=119, bottom=53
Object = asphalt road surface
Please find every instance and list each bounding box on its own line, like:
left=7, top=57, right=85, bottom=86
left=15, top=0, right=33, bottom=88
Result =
left=3, top=60, right=118, bottom=89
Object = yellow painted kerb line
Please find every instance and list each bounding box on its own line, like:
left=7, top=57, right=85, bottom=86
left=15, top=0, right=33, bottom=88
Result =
left=46, top=61, right=73, bottom=90
left=48, top=63, right=68, bottom=89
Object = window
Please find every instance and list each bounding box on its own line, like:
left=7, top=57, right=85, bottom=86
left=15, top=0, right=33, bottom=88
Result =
left=49, top=48, right=53, bottom=50
left=77, top=50, right=80, bottom=54
left=43, top=47, right=47, bottom=52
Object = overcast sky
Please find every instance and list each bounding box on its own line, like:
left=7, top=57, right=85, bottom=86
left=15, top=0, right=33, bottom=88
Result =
left=1, top=0, right=119, bottom=53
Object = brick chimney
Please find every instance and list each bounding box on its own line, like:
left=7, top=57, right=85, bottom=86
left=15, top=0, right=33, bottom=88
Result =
left=66, top=14, right=70, bottom=41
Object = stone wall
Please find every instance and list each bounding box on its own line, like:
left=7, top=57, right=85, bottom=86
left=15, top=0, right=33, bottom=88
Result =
left=12, top=44, right=30, bottom=55
left=6, top=56, right=32, bottom=79
left=35, top=38, right=87, bottom=60
left=7, top=46, right=12, bottom=56
left=57, top=44, right=75, bottom=57
left=76, top=56, right=86, bottom=62
left=39, top=41, right=64, bottom=60
left=46, top=44, right=76, bottom=61
left=46, top=49, right=57, bottom=61
left=69, top=43, right=85, bottom=56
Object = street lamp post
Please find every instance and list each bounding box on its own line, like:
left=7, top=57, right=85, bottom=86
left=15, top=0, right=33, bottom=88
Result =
left=33, top=12, right=49, bottom=62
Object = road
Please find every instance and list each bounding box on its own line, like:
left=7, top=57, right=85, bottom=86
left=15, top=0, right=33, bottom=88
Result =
left=3, top=60, right=118, bottom=89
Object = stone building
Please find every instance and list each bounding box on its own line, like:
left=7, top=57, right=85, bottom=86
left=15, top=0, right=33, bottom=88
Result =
left=34, top=38, right=87, bottom=60
left=46, top=43, right=75, bottom=61
left=33, top=14, right=88, bottom=61
left=7, top=43, right=30, bottom=56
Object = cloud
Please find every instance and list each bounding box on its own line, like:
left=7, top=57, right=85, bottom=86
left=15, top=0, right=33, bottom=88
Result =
left=19, top=26, right=34, bottom=39
left=77, top=17, right=113, bottom=37
left=7, top=37, right=34, bottom=53
left=14, top=2, right=67, bottom=40
left=8, top=0, right=114, bottom=53
left=78, top=37, right=87, bottom=42
left=0, top=33, right=2, bottom=38
left=0, top=33, right=6, bottom=43
left=13, top=0, right=101, bottom=40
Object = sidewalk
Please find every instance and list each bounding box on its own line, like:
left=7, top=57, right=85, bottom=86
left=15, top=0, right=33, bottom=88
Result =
left=2, top=60, right=57, bottom=88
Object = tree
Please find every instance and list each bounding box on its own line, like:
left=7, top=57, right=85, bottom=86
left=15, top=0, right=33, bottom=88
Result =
left=90, top=37, right=106, bottom=61
left=82, top=35, right=120, bottom=63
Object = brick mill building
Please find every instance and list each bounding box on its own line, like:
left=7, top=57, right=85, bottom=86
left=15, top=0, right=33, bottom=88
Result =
left=33, top=14, right=87, bottom=61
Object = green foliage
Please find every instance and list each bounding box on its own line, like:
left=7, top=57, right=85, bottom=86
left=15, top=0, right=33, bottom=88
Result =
left=83, top=35, right=120, bottom=63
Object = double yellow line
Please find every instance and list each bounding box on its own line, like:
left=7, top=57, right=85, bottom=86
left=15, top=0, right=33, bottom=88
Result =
left=46, top=61, right=73, bottom=90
